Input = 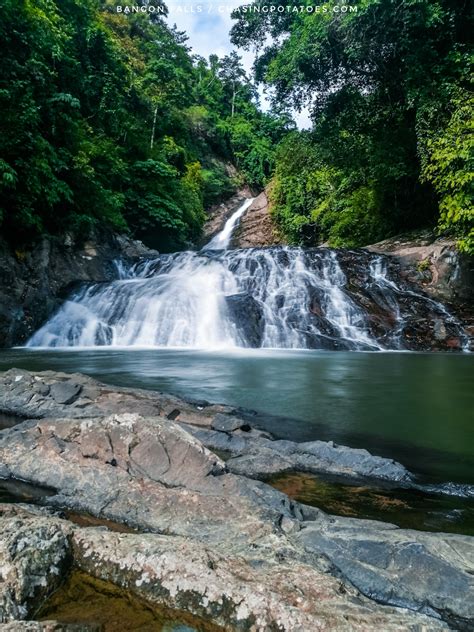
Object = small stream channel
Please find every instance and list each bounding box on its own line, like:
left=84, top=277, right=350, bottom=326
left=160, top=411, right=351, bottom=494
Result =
left=269, top=472, right=474, bottom=535
left=36, top=571, right=222, bottom=632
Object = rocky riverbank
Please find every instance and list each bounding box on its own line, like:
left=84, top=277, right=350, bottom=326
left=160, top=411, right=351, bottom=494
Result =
left=0, top=369, right=472, bottom=630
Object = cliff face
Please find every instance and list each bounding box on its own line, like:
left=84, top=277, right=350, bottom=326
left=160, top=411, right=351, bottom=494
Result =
left=231, top=192, right=284, bottom=248
left=367, top=231, right=473, bottom=303
left=0, top=232, right=156, bottom=347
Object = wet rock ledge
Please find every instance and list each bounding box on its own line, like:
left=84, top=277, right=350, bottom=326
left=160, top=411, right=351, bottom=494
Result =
left=0, top=232, right=158, bottom=348
left=0, top=369, right=473, bottom=631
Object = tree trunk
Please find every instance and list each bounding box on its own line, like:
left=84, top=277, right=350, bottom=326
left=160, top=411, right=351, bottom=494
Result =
left=150, top=104, right=158, bottom=150
left=231, top=81, right=237, bottom=117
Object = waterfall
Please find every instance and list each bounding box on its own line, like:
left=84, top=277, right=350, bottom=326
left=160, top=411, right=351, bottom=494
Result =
left=26, top=200, right=468, bottom=351
left=203, top=198, right=254, bottom=250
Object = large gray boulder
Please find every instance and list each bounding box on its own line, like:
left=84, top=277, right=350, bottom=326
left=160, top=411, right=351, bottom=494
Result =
left=0, top=370, right=472, bottom=629
left=0, top=505, right=449, bottom=631
left=297, top=516, right=474, bottom=631
left=184, top=424, right=411, bottom=482
left=0, top=413, right=302, bottom=545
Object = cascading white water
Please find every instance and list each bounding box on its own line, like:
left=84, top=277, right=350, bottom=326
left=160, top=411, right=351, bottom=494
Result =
left=26, top=199, right=467, bottom=350
left=202, top=198, right=254, bottom=250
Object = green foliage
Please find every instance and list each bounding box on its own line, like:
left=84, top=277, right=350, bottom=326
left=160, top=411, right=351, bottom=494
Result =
left=201, top=165, right=235, bottom=207
left=270, top=133, right=385, bottom=246
left=420, top=90, right=474, bottom=254
left=0, top=0, right=288, bottom=250
left=232, top=0, right=473, bottom=251
left=189, top=51, right=293, bottom=190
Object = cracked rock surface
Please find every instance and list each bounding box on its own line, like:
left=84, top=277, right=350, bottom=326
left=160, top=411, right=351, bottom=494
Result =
left=0, top=505, right=449, bottom=631
left=0, top=369, right=473, bottom=630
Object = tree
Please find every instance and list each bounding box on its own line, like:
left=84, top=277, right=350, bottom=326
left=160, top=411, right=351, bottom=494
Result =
left=231, top=0, right=473, bottom=251
left=219, top=52, right=248, bottom=117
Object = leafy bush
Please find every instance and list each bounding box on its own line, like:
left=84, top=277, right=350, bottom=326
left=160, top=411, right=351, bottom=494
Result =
left=421, top=90, right=474, bottom=254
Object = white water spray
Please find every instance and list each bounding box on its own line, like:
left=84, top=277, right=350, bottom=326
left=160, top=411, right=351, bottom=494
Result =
left=26, top=199, right=467, bottom=351
left=203, top=198, right=254, bottom=250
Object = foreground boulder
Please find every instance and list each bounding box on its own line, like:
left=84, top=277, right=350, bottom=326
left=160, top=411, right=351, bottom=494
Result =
left=0, top=369, right=473, bottom=629
left=0, top=369, right=412, bottom=486
left=297, top=516, right=474, bottom=630
left=0, top=507, right=71, bottom=623
left=0, top=505, right=450, bottom=631
left=0, top=412, right=303, bottom=547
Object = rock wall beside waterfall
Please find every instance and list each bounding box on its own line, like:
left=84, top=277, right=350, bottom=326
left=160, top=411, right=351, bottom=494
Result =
left=231, top=191, right=284, bottom=248
left=0, top=232, right=157, bottom=347
left=367, top=231, right=474, bottom=343
left=367, top=230, right=474, bottom=304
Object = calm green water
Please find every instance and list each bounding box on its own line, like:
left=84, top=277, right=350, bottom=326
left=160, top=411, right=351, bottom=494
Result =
left=0, top=348, right=473, bottom=483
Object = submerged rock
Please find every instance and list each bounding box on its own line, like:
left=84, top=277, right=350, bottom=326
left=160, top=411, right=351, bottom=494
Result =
left=1, top=622, right=98, bottom=631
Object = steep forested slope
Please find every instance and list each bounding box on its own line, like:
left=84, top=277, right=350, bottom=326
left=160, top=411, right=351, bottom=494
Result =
left=0, top=0, right=290, bottom=251
left=1, top=0, right=471, bottom=255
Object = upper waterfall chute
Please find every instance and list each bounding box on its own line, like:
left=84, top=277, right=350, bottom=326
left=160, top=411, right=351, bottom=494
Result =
left=202, top=198, right=254, bottom=250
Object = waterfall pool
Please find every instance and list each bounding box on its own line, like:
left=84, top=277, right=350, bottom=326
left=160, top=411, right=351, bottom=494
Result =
left=1, top=347, right=472, bottom=484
